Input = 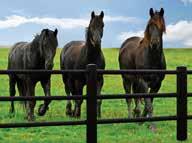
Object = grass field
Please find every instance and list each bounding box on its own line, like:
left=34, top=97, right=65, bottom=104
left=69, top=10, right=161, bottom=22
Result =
left=0, top=48, right=192, bottom=143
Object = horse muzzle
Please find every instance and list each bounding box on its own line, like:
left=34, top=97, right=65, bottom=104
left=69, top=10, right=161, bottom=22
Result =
left=150, top=39, right=160, bottom=50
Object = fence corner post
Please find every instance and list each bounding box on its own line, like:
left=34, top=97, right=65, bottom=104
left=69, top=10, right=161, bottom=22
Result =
left=86, top=64, right=97, bottom=143
left=176, top=66, right=187, bottom=141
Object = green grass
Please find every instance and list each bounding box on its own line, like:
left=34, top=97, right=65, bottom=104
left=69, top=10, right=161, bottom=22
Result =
left=0, top=47, right=192, bottom=143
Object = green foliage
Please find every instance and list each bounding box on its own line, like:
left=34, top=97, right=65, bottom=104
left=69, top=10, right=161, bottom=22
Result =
left=0, top=48, right=192, bottom=143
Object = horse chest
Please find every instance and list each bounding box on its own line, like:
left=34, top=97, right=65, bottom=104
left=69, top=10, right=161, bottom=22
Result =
left=25, top=52, right=44, bottom=69
left=141, top=48, right=163, bottom=69
left=76, top=54, right=105, bottom=70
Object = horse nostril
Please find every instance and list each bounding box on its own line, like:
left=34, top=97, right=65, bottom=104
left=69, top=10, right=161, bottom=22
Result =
left=153, top=43, right=157, bottom=48
left=151, top=41, right=159, bottom=49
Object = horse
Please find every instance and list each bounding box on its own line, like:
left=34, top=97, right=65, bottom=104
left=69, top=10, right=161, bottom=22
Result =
left=119, top=8, right=166, bottom=130
left=8, top=28, right=58, bottom=121
left=60, top=11, right=105, bottom=118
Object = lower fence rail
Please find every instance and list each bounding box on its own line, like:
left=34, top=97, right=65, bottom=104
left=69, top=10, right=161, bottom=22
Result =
left=0, top=120, right=87, bottom=128
left=1, top=115, right=192, bottom=128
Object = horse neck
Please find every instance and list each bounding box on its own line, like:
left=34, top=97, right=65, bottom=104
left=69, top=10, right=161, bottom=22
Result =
left=144, top=37, right=163, bottom=68
left=85, top=33, right=101, bottom=63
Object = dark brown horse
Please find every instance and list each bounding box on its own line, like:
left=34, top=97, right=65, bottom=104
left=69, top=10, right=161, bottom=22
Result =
left=8, top=29, right=58, bottom=121
left=119, top=8, right=166, bottom=129
left=60, top=11, right=105, bottom=117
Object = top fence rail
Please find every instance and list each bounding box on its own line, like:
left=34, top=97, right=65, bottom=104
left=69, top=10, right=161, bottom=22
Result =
left=0, top=69, right=187, bottom=75
left=0, top=69, right=87, bottom=74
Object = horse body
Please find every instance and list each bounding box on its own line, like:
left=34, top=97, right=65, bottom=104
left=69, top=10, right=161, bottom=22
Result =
left=61, top=40, right=105, bottom=73
left=119, top=8, right=166, bottom=130
left=60, top=11, right=105, bottom=117
left=8, top=29, right=58, bottom=121
left=120, top=36, right=166, bottom=82
left=9, top=42, right=52, bottom=79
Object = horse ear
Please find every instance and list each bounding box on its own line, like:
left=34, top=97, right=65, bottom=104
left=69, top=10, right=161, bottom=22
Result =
left=100, top=11, right=104, bottom=18
left=54, top=28, right=58, bottom=37
left=149, top=8, right=154, bottom=17
left=160, top=8, right=164, bottom=17
left=91, top=11, right=95, bottom=19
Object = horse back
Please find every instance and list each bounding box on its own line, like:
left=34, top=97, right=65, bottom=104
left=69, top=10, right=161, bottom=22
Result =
left=8, top=42, right=28, bottom=70
left=119, top=36, right=142, bottom=70
left=60, top=41, right=85, bottom=70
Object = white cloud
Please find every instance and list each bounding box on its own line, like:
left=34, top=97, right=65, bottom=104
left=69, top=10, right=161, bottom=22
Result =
left=105, top=15, right=141, bottom=23
left=118, top=31, right=143, bottom=42
left=118, top=20, right=192, bottom=47
left=32, top=17, right=88, bottom=29
left=181, top=0, right=192, bottom=5
left=164, top=21, right=192, bottom=44
left=0, top=15, right=140, bottom=30
left=0, top=15, right=28, bottom=29
left=0, top=15, right=88, bottom=29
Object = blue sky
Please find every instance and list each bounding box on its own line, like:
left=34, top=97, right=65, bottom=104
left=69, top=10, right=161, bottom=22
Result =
left=0, top=0, right=192, bottom=48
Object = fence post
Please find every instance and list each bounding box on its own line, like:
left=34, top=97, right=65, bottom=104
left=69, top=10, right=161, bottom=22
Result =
left=176, top=66, right=187, bottom=141
left=86, top=64, right=97, bottom=143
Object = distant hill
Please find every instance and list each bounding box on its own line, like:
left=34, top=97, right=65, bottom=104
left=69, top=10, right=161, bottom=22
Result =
left=0, top=45, right=12, bottom=48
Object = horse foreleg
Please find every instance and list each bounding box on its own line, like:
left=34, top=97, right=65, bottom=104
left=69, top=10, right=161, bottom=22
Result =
left=123, top=78, right=132, bottom=118
left=141, top=80, right=152, bottom=118
left=97, top=77, right=104, bottom=118
left=26, top=81, right=36, bottom=121
left=38, top=79, right=51, bottom=116
left=149, top=81, right=162, bottom=103
left=132, top=81, right=143, bottom=118
left=73, top=80, right=83, bottom=118
left=141, top=80, right=157, bottom=131
left=65, top=79, right=73, bottom=116
left=147, top=81, right=162, bottom=131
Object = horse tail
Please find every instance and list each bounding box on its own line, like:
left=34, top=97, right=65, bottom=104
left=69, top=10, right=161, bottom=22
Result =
left=9, top=75, right=16, bottom=114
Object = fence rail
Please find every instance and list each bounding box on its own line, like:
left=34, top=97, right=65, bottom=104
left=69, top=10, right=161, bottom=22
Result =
left=0, top=64, right=190, bottom=142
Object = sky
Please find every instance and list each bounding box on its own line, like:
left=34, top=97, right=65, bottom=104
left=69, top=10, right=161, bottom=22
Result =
left=0, top=0, right=192, bottom=48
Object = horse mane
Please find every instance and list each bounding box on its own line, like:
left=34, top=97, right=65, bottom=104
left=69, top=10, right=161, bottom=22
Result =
left=85, top=27, right=94, bottom=45
left=30, top=33, right=43, bottom=57
left=32, top=34, right=40, bottom=45
left=85, top=27, right=89, bottom=42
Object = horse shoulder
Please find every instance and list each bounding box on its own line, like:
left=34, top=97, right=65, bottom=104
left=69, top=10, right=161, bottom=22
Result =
left=135, top=44, right=148, bottom=69
left=61, top=41, right=85, bottom=69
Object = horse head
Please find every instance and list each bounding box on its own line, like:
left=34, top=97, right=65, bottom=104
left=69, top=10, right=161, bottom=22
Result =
left=145, top=8, right=166, bottom=52
left=87, top=11, right=104, bottom=47
left=39, top=28, right=58, bottom=70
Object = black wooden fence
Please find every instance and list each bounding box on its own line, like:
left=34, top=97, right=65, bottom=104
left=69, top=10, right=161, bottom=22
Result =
left=0, top=64, right=191, bottom=142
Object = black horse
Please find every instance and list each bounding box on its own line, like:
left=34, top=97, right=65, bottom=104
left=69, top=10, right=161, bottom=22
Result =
left=119, top=8, right=166, bottom=130
left=8, top=28, right=58, bottom=121
left=60, top=11, right=105, bottom=118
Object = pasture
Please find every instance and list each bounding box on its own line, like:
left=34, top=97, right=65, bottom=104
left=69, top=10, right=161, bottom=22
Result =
left=0, top=47, right=192, bottom=143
